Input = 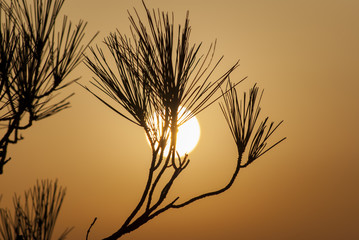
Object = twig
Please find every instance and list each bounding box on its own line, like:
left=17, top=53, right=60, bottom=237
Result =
left=86, top=217, right=97, bottom=240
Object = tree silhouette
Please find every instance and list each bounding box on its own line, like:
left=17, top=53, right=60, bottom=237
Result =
left=84, top=2, right=285, bottom=240
left=0, top=0, right=95, bottom=174
left=0, top=179, right=72, bottom=240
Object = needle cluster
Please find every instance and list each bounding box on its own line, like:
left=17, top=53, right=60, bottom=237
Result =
left=0, top=179, right=72, bottom=240
left=0, top=0, right=94, bottom=174
left=220, top=81, right=286, bottom=167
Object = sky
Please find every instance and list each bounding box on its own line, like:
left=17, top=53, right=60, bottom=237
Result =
left=1, top=0, right=359, bottom=239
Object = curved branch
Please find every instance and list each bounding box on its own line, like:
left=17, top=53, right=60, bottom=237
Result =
left=172, top=153, right=243, bottom=209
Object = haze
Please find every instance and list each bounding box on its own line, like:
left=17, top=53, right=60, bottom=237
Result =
left=1, top=0, right=358, bottom=239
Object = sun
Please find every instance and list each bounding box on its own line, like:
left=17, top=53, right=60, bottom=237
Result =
left=147, top=107, right=200, bottom=157
left=175, top=109, right=200, bottom=156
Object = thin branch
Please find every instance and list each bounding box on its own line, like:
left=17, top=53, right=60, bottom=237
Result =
left=86, top=217, right=97, bottom=240
left=172, top=154, right=243, bottom=209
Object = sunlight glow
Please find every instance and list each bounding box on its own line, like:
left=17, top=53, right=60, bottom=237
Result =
left=147, top=107, right=200, bottom=157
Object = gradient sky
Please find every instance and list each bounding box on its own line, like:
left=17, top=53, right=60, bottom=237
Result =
left=1, top=0, right=359, bottom=239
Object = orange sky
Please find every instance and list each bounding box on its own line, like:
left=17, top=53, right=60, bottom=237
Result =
left=1, top=0, right=359, bottom=239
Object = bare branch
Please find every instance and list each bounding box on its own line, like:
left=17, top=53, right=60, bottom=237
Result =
left=86, top=217, right=97, bottom=240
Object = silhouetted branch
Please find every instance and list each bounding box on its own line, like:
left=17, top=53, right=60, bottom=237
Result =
left=0, top=179, right=72, bottom=240
left=86, top=217, right=97, bottom=240
left=84, top=1, right=285, bottom=239
left=0, top=0, right=97, bottom=174
left=219, top=81, right=286, bottom=167
left=169, top=82, right=286, bottom=209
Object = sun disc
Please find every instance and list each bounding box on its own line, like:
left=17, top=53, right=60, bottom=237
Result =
left=146, top=107, right=200, bottom=157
